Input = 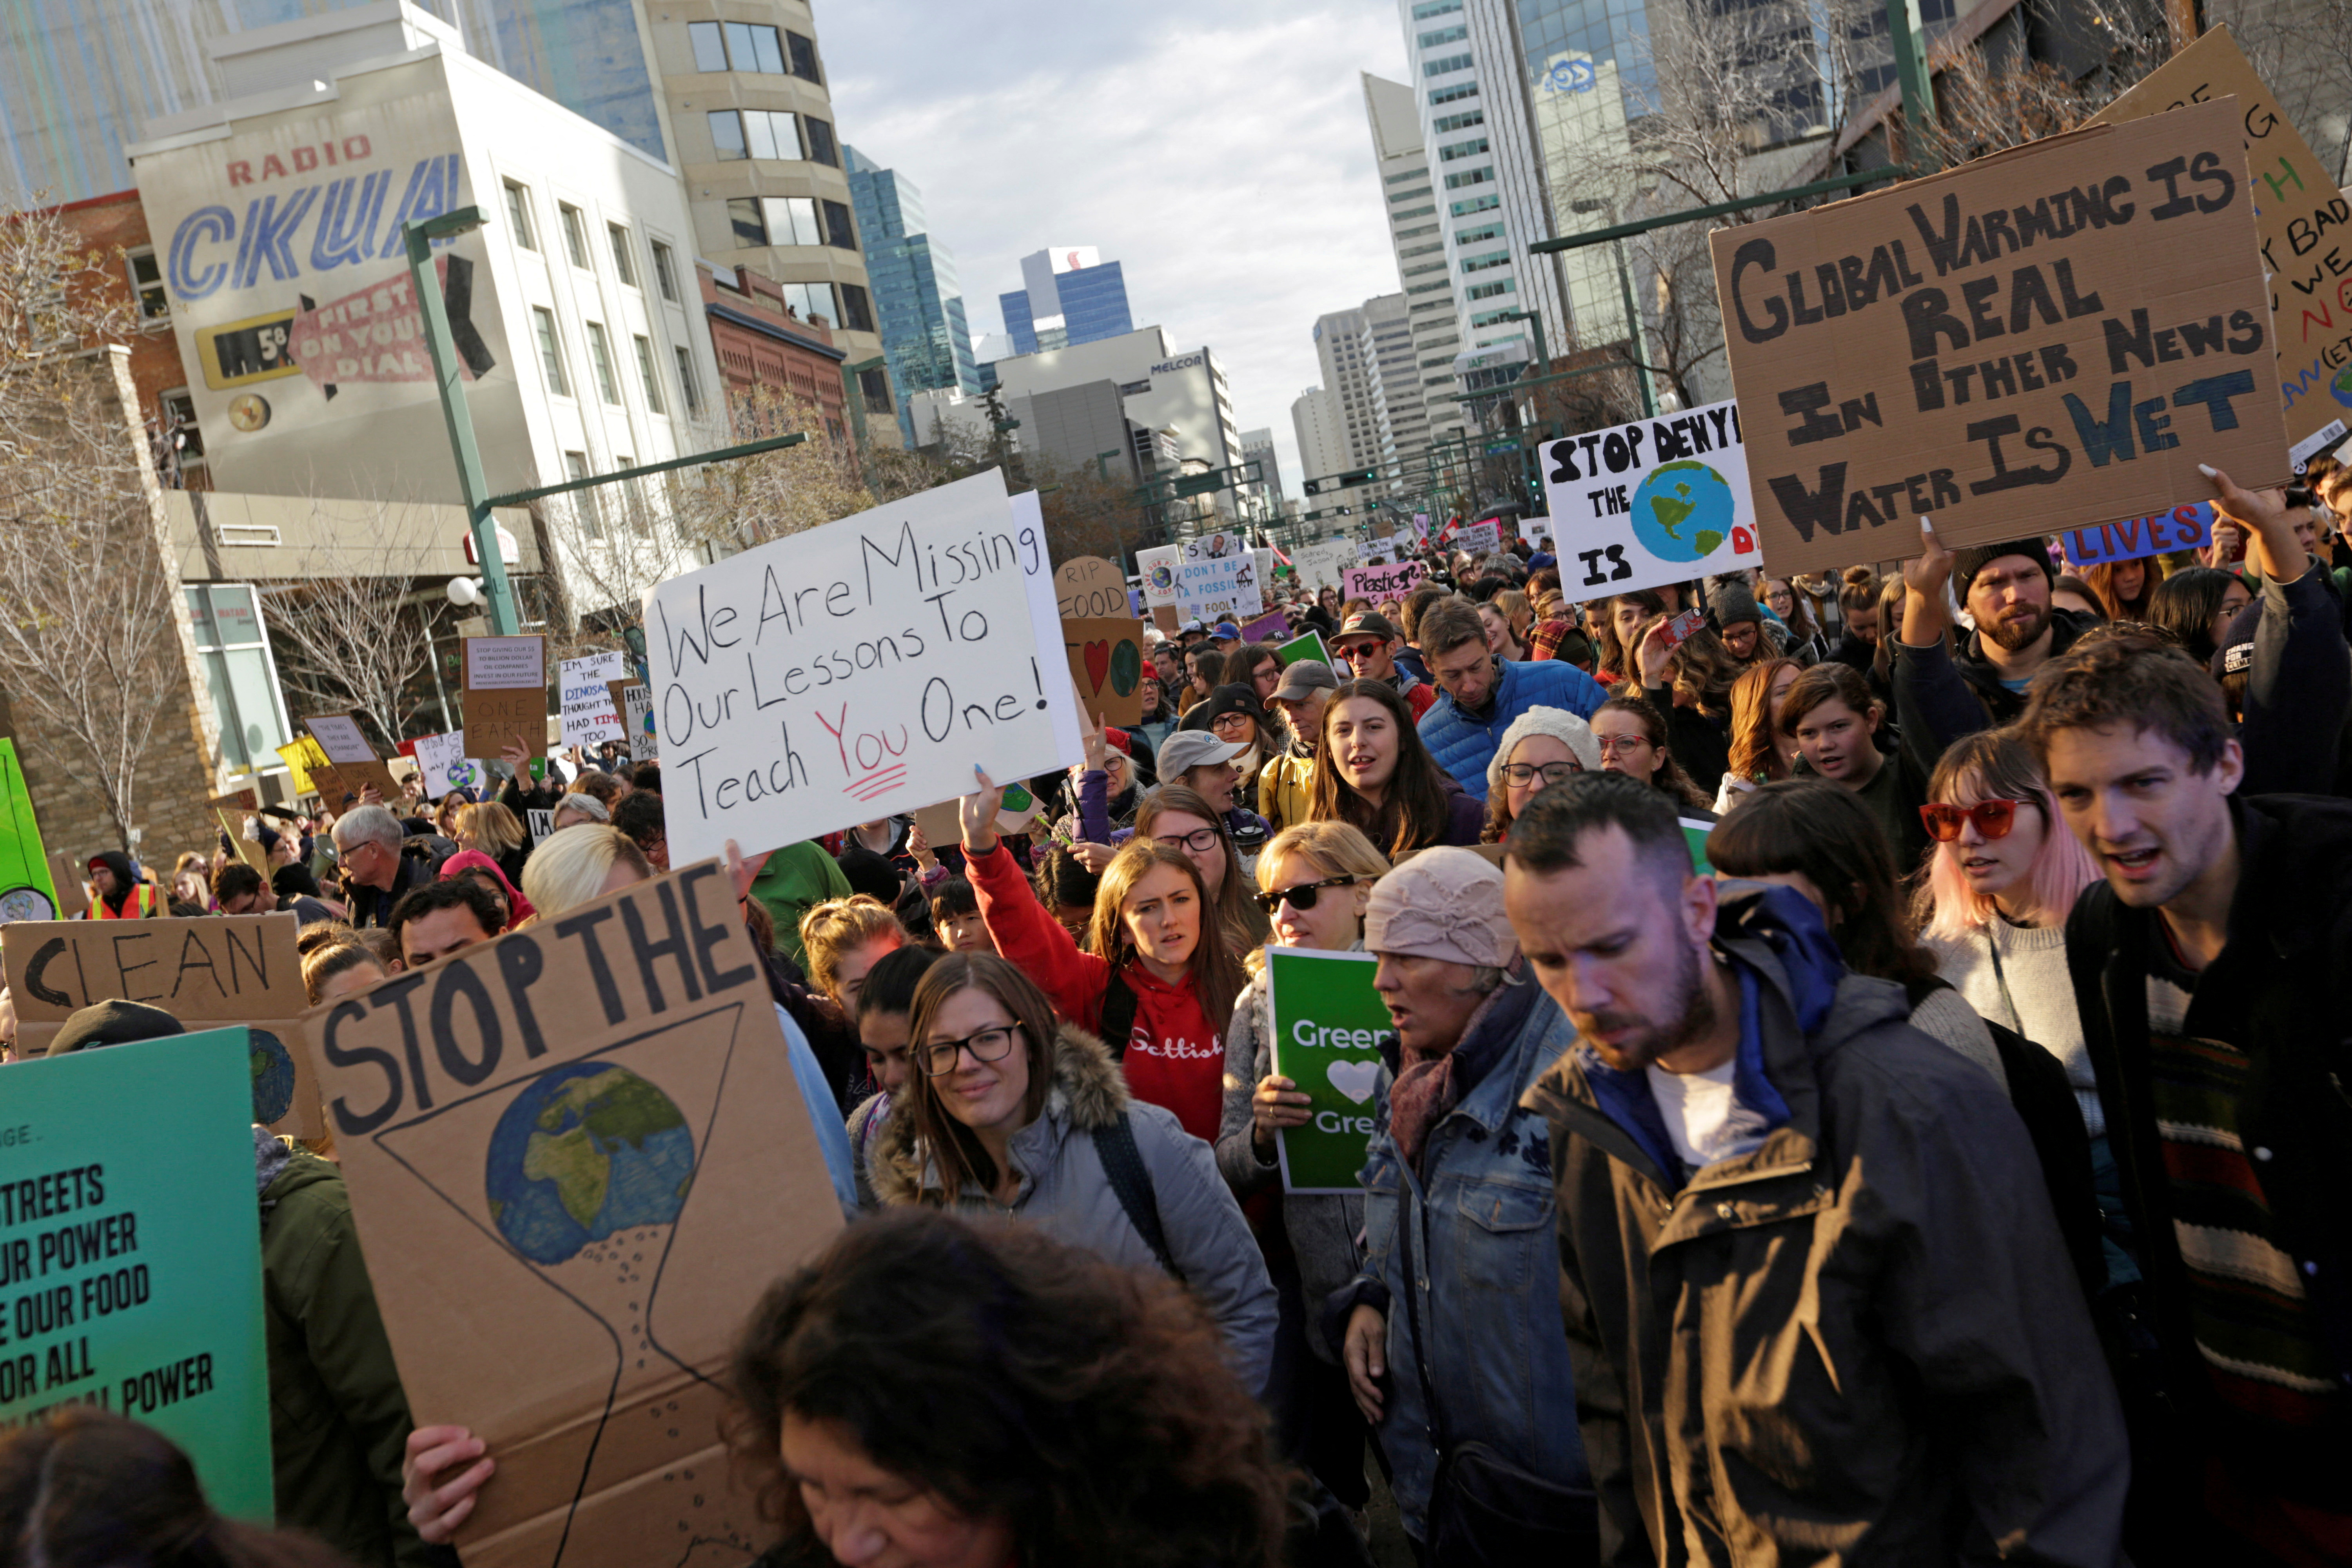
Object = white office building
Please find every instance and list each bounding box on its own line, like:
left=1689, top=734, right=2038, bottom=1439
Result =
left=986, top=326, right=1245, bottom=516
left=1364, top=71, right=1469, bottom=474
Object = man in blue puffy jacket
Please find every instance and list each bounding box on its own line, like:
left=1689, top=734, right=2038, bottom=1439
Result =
left=1416, top=599, right=1606, bottom=800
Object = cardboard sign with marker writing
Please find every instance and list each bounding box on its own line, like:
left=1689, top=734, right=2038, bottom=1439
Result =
left=412, top=731, right=483, bottom=797
left=1445, top=519, right=1504, bottom=555
left=1061, top=617, right=1147, bottom=726
left=557, top=654, right=626, bottom=747
left=1710, top=97, right=2287, bottom=576
left=464, top=636, right=549, bottom=761
left=1543, top=399, right=1760, bottom=596
left=302, top=714, right=401, bottom=802
left=622, top=686, right=657, bottom=763
left=299, top=861, right=843, bottom=1568
left=1342, top=561, right=1427, bottom=601
left=2087, top=25, right=2352, bottom=471
left=1054, top=555, right=1130, bottom=619
left=3, top=913, right=321, bottom=1138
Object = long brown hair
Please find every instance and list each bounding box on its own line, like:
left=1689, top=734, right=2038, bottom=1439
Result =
left=1594, top=694, right=1713, bottom=811
left=902, top=953, right=1062, bottom=1199
left=1707, top=780, right=1940, bottom=989
left=2082, top=556, right=2162, bottom=621
left=1726, top=657, right=1802, bottom=784
left=1309, top=679, right=1458, bottom=857
left=1085, top=841, right=1246, bottom=1036
left=1595, top=588, right=1666, bottom=679
left=1133, top=784, right=1270, bottom=949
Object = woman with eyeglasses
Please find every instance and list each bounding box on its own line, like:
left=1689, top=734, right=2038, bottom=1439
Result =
left=1591, top=695, right=1717, bottom=817
left=1761, top=577, right=1829, bottom=665
left=1309, top=679, right=1483, bottom=856
left=1132, top=786, right=1273, bottom=953
left=959, top=773, right=1249, bottom=1145
left=1478, top=706, right=1600, bottom=844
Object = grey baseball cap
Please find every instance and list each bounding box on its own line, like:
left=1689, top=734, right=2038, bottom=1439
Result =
left=1272, top=660, right=1339, bottom=703
left=1158, top=730, right=1248, bottom=778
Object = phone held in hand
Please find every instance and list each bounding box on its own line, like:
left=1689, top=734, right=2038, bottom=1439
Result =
left=1660, top=608, right=1708, bottom=650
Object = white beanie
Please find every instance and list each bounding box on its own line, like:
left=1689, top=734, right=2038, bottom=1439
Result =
left=1485, top=705, right=1602, bottom=798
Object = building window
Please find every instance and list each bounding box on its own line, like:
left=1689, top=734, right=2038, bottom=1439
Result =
left=504, top=181, right=536, bottom=249
left=822, top=200, right=857, bottom=250
left=1470, top=307, right=1519, bottom=327
left=651, top=241, right=679, bottom=301
left=1461, top=249, right=1512, bottom=272
left=689, top=20, right=727, bottom=71
left=1443, top=167, right=1493, bottom=190
left=1440, top=136, right=1489, bottom=160
left=804, top=116, right=839, bottom=167
left=1423, top=52, right=1472, bottom=77
left=1418, top=24, right=1469, bottom=47
left=1429, top=81, right=1479, bottom=105
left=566, top=450, right=601, bottom=539
left=711, top=108, right=802, bottom=161
left=559, top=204, right=590, bottom=268
left=1455, top=221, right=1504, bottom=245
left=635, top=335, right=665, bottom=413
left=586, top=322, right=621, bottom=403
left=125, top=248, right=169, bottom=320
left=674, top=345, right=702, bottom=416
left=728, top=198, right=767, bottom=247
left=1387, top=185, right=1433, bottom=205
left=532, top=307, right=569, bottom=395
left=1465, top=279, right=1515, bottom=300
left=607, top=224, right=636, bottom=285
left=859, top=367, right=893, bottom=414
left=1433, top=108, right=1485, bottom=132
left=691, top=19, right=786, bottom=73
left=839, top=283, right=874, bottom=334
left=779, top=280, right=835, bottom=327
left=1449, top=193, right=1501, bottom=217
left=786, top=29, right=821, bottom=82
left=760, top=196, right=824, bottom=247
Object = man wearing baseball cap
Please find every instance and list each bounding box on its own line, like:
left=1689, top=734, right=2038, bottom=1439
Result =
left=1156, top=727, right=1271, bottom=853
left=1258, top=660, right=1339, bottom=832
left=1331, top=610, right=1437, bottom=720
left=1892, top=522, right=2097, bottom=759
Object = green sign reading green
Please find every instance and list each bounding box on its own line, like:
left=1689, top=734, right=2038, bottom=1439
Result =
left=1276, top=631, right=1332, bottom=668
left=0, top=739, right=61, bottom=922
left=0, top=1027, right=273, bottom=1519
left=1265, top=947, right=1390, bottom=1194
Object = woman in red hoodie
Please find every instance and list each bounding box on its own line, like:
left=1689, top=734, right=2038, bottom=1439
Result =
left=960, top=769, right=1245, bottom=1143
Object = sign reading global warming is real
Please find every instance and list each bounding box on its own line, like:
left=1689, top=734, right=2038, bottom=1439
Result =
left=642, top=469, right=1080, bottom=866
left=1708, top=96, right=2287, bottom=576
left=1543, top=399, right=1758, bottom=595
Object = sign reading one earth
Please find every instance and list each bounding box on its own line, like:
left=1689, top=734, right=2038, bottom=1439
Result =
left=1542, top=398, right=1759, bottom=596
left=1265, top=948, right=1391, bottom=1194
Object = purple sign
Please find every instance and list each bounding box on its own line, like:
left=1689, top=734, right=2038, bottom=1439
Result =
left=2058, top=504, right=2214, bottom=568
left=1239, top=610, right=1292, bottom=644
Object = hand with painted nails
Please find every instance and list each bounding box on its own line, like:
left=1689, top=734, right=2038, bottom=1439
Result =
left=1900, top=517, right=1954, bottom=647
left=2201, top=462, right=2307, bottom=585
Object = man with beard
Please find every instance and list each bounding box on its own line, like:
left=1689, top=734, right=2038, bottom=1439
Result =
left=1891, top=526, right=2093, bottom=762
left=1505, top=772, right=2127, bottom=1566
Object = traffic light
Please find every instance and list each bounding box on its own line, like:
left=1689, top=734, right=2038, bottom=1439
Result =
left=1337, top=467, right=1378, bottom=487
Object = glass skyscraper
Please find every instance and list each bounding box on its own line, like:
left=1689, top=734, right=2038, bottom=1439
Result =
left=844, top=146, right=981, bottom=444
left=997, top=248, right=1134, bottom=356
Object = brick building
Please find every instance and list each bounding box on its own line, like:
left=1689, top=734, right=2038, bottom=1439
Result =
left=700, top=260, right=849, bottom=446
left=52, top=188, right=211, bottom=490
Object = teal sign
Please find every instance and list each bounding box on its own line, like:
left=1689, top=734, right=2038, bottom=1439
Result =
left=1265, top=948, right=1390, bottom=1193
left=0, top=1027, right=273, bottom=1519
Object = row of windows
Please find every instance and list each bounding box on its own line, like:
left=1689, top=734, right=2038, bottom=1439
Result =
left=1392, top=205, right=1436, bottom=221
left=1432, top=108, right=1486, bottom=133
left=1429, top=80, right=1479, bottom=105
left=1423, top=51, right=1473, bottom=76
left=1450, top=192, right=1500, bottom=217
left=1387, top=183, right=1433, bottom=204
left=1400, top=240, right=1445, bottom=259
left=1470, top=306, right=1519, bottom=327
left=1439, top=136, right=1489, bottom=161
left=688, top=20, right=821, bottom=83
left=1465, top=278, right=1516, bottom=301
left=709, top=108, right=838, bottom=166
left=1411, top=0, right=1462, bottom=16
left=1403, top=262, right=1448, bottom=279
left=503, top=179, right=683, bottom=303
left=728, top=194, right=859, bottom=254
left=1443, top=166, right=1493, bottom=190
left=1384, top=169, right=1427, bottom=185
left=526, top=303, right=698, bottom=423
left=1418, top=24, right=1469, bottom=47
left=1461, top=249, right=1512, bottom=272
left=1455, top=221, right=1504, bottom=246
left=1396, top=223, right=1438, bottom=241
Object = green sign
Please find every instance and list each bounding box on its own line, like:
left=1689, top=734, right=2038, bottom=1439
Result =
left=0, top=1027, right=272, bottom=1519
left=1277, top=631, right=1332, bottom=668
left=1681, top=817, right=1714, bottom=875
left=0, top=739, right=61, bottom=922
left=1266, top=948, right=1389, bottom=1194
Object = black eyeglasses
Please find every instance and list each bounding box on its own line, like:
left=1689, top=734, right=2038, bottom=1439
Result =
left=916, top=1025, right=1021, bottom=1077
left=1498, top=760, right=1581, bottom=788
left=1252, top=874, right=1361, bottom=913
left=1155, top=828, right=1222, bottom=854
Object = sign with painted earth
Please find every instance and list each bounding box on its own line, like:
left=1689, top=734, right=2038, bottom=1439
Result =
left=1543, top=398, right=1760, bottom=597
left=485, top=1062, right=696, bottom=1267
left=1633, top=461, right=1739, bottom=561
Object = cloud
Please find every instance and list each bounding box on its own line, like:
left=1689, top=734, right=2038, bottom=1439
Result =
left=824, top=2, right=1408, bottom=505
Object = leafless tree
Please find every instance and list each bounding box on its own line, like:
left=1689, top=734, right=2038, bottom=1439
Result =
left=0, top=200, right=189, bottom=846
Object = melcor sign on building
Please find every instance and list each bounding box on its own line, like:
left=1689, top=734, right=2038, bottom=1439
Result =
left=133, top=74, right=512, bottom=494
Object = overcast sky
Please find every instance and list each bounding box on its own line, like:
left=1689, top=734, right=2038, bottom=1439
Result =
left=823, top=1, right=1411, bottom=501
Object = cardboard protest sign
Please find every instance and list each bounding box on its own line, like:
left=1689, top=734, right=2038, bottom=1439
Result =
left=218, top=809, right=267, bottom=875
left=0, top=739, right=62, bottom=922
left=1265, top=949, right=1389, bottom=1193
left=557, top=654, right=626, bottom=747
left=1446, top=519, right=1504, bottom=555
left=2087, top=26, right=2352, bottom=471
left=1710, top=97, right=2286, bottom=576
left=277, top=735, right=345, bottom=805
left=1062, top=617, right=1147, bottom=726
left=642, top=469, right=1078, bottom=868
left=1277, top=631, right=1332, bottom=668
left=299, top=861, right=844, bottom=1568
left=0, top=1027, right=272, bottom=1519
left=2059, top=501, right=2215, bottom=568
left=1342, top=560, right=1427, bottom=602
left=412, top=731, right=484, bottom=797
left=301, top=714, right=402, bottom=802
left=1054, top=555, right=1130, bottom=619
left=1239, top=610, right=1291, bottom=643
left=463, top=636, right=549, bottom=761
left=622, top=686, right=657, bottom=763
left=2, top=913, right=321, bottom=1138
left=1542, top=399, right=1760, bottom=596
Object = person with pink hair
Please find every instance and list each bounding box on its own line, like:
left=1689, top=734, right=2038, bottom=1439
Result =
left=1914, top=727, right=2101, bottom=1138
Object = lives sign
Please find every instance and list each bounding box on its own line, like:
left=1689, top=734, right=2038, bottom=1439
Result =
left=1710, top=97, right=2287, bottom=575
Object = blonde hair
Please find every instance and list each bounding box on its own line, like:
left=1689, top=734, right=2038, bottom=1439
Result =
left=521, top=824, right=651, bottom=917
left=461, top=800, right=527, bottom=858
left=798, top=895, right=906, bottom=1004
left=1254, top=821, right=1390, bottom=890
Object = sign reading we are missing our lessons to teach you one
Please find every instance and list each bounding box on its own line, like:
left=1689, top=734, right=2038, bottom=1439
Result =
left=1710, top=96, right=2287, bottom=577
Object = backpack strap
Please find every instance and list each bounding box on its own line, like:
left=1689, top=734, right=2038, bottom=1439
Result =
left=1090, top=1114, right=1181, bottom=1281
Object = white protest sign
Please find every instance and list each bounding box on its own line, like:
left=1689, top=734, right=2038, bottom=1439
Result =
left=623, top=686, right=657, bottom=762
left=1541, top=398, right=1757, bottom=598
left=303, top=713, right=377, bottom=765
left=526, top=808, right=553, bottom=843
left=1137, top=544, right=1181, bottom=609
left=643, top=468, right=1080, bottom=866
left=557, top=653, right=625, bottom=745
left=1175, top=531, right=1262, bottom=622
left=466, top=637, right=545, bottom=688
left=1447, top=519, right=1504, bottom=556
left=411, top=731, right=482, bottom=795
left=1521, top=517, right=1556, bottom=553
left=1292, top=539, right=1359, bottom=594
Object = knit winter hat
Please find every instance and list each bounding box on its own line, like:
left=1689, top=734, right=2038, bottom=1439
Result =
left=46, top=999, right=184, bottom=1057
left=1365, top=848, right=1518, bottom=969
left=1952, top=539, right=2056, bottom=603
left=1706, top=581, right=1763, bottom=628
left=1485, top=706, right=1602, bottom=798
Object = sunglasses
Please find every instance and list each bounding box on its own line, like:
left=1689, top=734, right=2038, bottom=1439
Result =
left=1252, top=874, right=1361, bottom=913
left=1918, top=799, right=2023, bottom=841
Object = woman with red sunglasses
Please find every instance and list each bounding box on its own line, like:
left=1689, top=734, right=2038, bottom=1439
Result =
left=1914, top=728, right=2102, bottom=1139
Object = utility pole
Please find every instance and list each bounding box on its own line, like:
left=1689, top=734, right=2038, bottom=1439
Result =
left=404, top=207, right=521, bottom=636
left=1885, top=0, right=1939, bottom=167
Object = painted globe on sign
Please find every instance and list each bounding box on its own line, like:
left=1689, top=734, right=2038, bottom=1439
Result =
left=484, top=1062, right=695, bottom=1266
left=1629, top=461, right=1737, bottom=563
left=2332, top=363, right=2352, bottom=410
left=249, top=1028, right=297, bottom=1127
